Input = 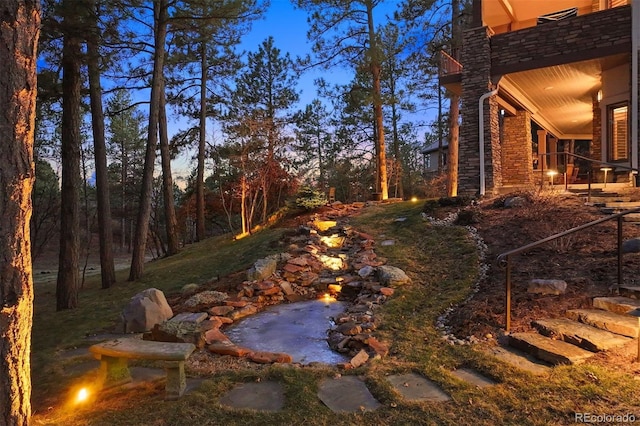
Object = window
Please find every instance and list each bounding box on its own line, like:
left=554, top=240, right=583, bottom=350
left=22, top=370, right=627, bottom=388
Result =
left=425, top=153, right=431, bottom=169
left=607, top=102, right=629, bottom=162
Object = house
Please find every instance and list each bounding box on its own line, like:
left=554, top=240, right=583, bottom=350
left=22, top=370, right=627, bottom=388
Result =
left=422, top=142, right=448, bottom=174
left=440, top=0, right=639, bottom=195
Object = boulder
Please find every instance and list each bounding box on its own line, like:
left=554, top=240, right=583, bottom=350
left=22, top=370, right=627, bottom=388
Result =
left=377, top=265, right=411, bottom=286
left=184, top=290, right=228, bottom=308
left=622, top=238, right=640, bottom=253
left=527, top=279, right=567, bottom=295
left=122, top=288, right=173, bottom=333
left=358, top=265, right=375, bottom=278
left=504, top=196, right=526, bottom=208
left=247, top=257, right=278, bottom=281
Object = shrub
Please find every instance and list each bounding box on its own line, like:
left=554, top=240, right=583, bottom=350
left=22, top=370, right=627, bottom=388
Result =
left=294, top=186, right=327, bottom=210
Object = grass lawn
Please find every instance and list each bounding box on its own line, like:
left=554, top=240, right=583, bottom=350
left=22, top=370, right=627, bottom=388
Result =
left=31, top=201, right=640, bottom=425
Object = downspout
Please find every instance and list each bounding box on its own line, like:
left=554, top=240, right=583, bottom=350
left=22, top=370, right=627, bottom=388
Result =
left=479, top=86, right=498, bottom=196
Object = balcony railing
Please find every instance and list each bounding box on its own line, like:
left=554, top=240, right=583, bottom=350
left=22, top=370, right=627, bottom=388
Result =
left=439, top=51, right=462, bottom=77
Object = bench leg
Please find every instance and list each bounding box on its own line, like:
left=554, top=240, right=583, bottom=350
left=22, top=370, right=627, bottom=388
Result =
left=98, top=355, right=132, bottom=388
left=164, top=361, right=186, bottom=400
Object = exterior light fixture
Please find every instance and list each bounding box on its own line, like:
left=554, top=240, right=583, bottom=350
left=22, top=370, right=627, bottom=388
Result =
left=547, top=170, right=558, bottom=186
left=600, top=167, right=612, bottom=188
left=597, top=89, right=603, bottom=102
left=628, top=308, right=640, bottom=362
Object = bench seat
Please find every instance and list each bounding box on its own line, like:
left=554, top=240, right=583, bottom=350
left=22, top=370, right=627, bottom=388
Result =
left=89, top=338, right=196, bottom=400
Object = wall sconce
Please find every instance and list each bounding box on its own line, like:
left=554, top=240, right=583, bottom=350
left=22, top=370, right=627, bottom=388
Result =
left=597, top=90, right=603, bottom=102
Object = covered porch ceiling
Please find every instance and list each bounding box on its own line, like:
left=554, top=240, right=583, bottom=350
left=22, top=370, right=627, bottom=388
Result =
left=498, top=54, right=628, bottom=140
left=482, top=0, right=594, bottom=32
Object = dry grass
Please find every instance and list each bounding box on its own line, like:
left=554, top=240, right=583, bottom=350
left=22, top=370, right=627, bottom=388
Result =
left=29, top=199, right=640, bottom=425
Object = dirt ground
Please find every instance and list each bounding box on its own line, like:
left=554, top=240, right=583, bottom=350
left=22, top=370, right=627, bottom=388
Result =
left=442, top=190, right=640, bottom=375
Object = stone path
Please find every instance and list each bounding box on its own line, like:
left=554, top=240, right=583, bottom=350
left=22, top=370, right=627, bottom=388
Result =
left=216, top=368, right=495, bottom=413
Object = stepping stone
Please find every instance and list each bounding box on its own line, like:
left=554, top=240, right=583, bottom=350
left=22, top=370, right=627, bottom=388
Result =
left=532, top=318, right=630, bottom=352
left=450, top=368, right=496, bottom=388
left=508, top=333, right=594, bottom=365
left=386, top=372, right=450, bottom=403
left=623, top=213, right=640, bottom=222
left=620, top=286, right=640, bottom=299
left=219, top=381, right=285, bottom=412
left=317, top=376, right=380, bottom=413
left=593, top=296, right=640, bottom=315
left=483, top=346, right=550, bottom=375
left=605, top=202, right=640, bottom=208
left=566, top=309, right=639, bottom=338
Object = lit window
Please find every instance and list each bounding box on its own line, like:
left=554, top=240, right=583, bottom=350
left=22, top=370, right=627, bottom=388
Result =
left=425, top=153, right=431, bottom=169
left=607, top=102, right=628, bottom=162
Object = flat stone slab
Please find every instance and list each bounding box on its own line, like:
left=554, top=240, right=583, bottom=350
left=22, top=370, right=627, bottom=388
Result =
left=450, top=368, right=496, bottom=388
left=317, top=376, right=381, bottom=413
left=605, top=202, right=640, bottom=208
left=508, top=333, right=593, bottom=365
left=219, top=381, right=285, bottom=412
left=619, top=286, right=640, bottom=299
left=483, top=346, right=550, bottom=375
left=565, top=309, right=639, bottom=338
left=593, top=296, right=640, bottom=315
left=89, top=338, right=195, bottom=361
left=386, top=373, right=450, bottom=403
left=532, top=318, right=631, bottom=352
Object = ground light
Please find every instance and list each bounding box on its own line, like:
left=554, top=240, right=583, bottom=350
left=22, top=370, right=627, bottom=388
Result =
left=411, top=196, right=418, bottom=202
left=600, top=167, right=612, bottom=188
left=628, top=308, right=640, bottom=362
left=547, top=170, right=558, bottom=186
left=75, top=387, right=89, bottom=403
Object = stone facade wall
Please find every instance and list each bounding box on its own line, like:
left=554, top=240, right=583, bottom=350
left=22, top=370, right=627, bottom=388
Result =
left=592, top=94, right=602, bottom=161
left=459, top=26, right=501, bottom=195
left=491, top=6, right=631, bottom=74
left=502, top=110, right=533, bottom=186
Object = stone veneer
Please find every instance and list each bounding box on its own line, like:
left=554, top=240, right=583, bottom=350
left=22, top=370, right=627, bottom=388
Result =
left=459, top=26, right=501, bottom=196
left=490, top=6, right=631, bottom=75
left=456, top=5, right=633, bottom=195
left=501, top=110, right=533, bottom=186
left=591, top=94, right=602, bottom=162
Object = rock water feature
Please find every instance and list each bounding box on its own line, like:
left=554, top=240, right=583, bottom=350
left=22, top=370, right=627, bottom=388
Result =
left=145, top=203, right=410, bottom=368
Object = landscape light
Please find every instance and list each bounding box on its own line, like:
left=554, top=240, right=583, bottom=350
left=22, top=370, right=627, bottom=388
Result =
left=75, top=387, right=89, bottom=404
left=547, top=170, right=558, bottom=186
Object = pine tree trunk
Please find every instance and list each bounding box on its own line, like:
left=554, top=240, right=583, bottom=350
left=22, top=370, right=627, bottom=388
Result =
left=448, top=94, right=460, bottom=196
left=129, top=0, right=168, bottom=280
left=447, top=0, right=461, bottom=197
left=366, top=0, right=388, bottom=200
left=0, top=2, right=38, bottom=422
left=57, top=0, right=82, bottom=309
left=159, top=84, right=179, bottom=255
left=196, top=42, right=207, bottom=241
left=86, top=0, right=116, bottom=288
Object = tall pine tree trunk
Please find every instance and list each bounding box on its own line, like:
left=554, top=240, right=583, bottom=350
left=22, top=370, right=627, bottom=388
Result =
left=86, top=0, right=116, bottom=288
left=129, top=0, right=168, bottom=280
left=366, top=0, right=388, bottom=200
left=0, top=1, right=38, bottom=422
left=447, top=0, right=461, bottom=197
left=57, top=0, right=82, bottom=309
left=159, top=83, right=179, bottom=255
left=196, top=41, right=207, bottom=241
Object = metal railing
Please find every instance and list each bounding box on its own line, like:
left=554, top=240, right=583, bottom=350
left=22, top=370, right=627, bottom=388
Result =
left=497, top=206, right=640, bottom=332
left=537, top=152, right=639, bottom=201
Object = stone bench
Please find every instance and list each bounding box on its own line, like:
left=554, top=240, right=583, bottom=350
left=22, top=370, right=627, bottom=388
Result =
left=89, top=338, right=196, bottom=400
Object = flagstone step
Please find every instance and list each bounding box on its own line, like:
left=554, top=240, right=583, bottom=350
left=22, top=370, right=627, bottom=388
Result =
left=623, top=213, right=640, bottom=222
left=619, top=286, right=640, bottom=299
left=604, top=202, right=640, bottom=209
left=565, top=309, right=639, bottom=338
left=483, top=346, right=551, bottom=375
left=593, top=296, right=640, bottom=315
left=508, top=332, right=594, bottom=365
left=531, top=318, right=631, bottom=352
left=590, top=196, right=632, bottom=204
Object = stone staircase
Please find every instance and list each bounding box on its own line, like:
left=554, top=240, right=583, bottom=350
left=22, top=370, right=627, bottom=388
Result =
left=507, top=289, right=640, bottom=365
